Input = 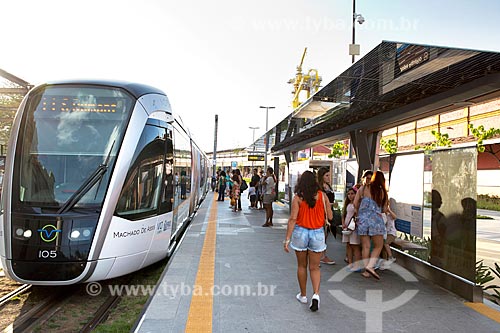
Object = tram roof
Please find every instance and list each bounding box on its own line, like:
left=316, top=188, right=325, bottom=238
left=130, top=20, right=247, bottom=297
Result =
left=41, top=79, right=166, bottom=99
left=271, top=40, right=500, bottom=154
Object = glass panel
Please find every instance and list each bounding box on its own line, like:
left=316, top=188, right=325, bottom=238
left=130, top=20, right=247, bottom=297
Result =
left=14, top=85, right=133, bottom=208
left=430, top=147, right=477, bottom=282
left=159, top=128, right=174, bottom=214
left=173, top=129, right=191, bottom=204
left=116, top=125, right=165, bottom=218
left=171, top=128, right=191, bottom=235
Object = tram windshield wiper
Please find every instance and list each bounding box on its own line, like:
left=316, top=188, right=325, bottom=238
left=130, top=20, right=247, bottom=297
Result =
left=57, top=141, right=115, bottom=214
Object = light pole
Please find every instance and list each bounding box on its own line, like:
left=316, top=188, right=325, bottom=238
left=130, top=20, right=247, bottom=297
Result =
left=350, top=0, right=365, bottom=63
left=249, top=126, right=259, bottom=168
left=213, top=114, right=218, bottom=177
left=248, top=126, right=259, bottom=151
left=259, top=106, right=275, bottom=172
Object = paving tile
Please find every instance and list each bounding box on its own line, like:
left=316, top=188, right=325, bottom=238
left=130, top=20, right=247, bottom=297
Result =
left=134, top=193, right=500, bottom=333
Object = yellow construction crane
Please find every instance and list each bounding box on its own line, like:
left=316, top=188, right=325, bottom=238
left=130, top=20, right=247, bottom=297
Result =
left=288, top=47, right=322, bottom=109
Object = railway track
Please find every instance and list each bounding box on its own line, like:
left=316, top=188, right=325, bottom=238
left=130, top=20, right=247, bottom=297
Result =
left=79, top=294, right=121, bottom=333
left=1, top=286, right=78, bottom=333
left=0, top=284, right=32, bottom=308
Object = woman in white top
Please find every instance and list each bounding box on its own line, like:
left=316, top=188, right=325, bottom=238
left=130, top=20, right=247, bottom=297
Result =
left=262, top=167, right=277, bottom=227
left=341, top=187, right=361, bottom=271
left=380, top=203, right=397, bottom=270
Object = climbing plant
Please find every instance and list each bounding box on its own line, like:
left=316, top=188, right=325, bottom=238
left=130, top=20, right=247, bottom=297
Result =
left=468, top=124, right=500, bottom=167
left=380, top=138, right=398, bottom=154
left=469, top=124, right=500, bottom=152
left=414, top=130, right=452, bottom=154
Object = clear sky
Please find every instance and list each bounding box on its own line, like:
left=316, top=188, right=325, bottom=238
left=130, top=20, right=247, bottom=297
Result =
left=1, top=0, right=500, bottom=152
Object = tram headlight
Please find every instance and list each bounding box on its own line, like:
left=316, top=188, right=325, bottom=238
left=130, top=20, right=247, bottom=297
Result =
left=70, top=230, right=81, bottom=239
left=68, top=228, right=93, bottom=241
left=14, top=227, right=33, bottom=239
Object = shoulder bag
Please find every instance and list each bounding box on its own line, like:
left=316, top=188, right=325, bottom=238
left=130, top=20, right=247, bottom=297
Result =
left=240, top=179, right=248, bottom=191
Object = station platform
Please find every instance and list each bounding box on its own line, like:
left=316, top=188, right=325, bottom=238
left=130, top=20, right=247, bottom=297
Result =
left=133, top=192, right=500, bottom=333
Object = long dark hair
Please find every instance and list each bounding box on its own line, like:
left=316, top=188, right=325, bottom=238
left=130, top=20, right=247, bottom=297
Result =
left=267, top=167, right=277, bottom=182
left=294, top=170, right=320, bottom=208
left=232, top=173, right=240, bottom=183
left=369, top=171, right=388, bottom=208
left=342, top=187, right=356, bottom=219
left=317, top=167, right=331, bottom=191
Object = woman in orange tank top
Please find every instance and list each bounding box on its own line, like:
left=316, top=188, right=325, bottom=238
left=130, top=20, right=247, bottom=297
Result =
left=283, top=171, right=333, bottom=312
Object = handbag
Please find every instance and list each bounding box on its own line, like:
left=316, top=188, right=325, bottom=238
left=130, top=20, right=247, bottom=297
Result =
left=347, top=216, right=356, bottom=231
left=322, top=193, right=338, bottom=238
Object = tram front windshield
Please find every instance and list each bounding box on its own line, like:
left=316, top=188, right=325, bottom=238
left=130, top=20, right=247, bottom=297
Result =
left=13, top=85, right=134, bottom=209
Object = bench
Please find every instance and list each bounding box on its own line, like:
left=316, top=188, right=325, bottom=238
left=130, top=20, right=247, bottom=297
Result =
left=391, top=238, right=428, bottom=252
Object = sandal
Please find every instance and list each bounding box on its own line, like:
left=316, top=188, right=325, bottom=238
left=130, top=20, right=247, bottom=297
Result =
left=365, top=267, right=380, bottom=280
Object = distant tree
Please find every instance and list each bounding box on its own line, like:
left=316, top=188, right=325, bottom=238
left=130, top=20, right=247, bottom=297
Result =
left=0, top=94, right=23, bottom=148
left=328, top=141, right=348, bottom=158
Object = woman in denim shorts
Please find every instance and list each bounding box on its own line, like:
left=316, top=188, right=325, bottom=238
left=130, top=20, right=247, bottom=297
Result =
left=283, top=171, right=333, bottom=312
left=353, top=171, right=388, bottom=280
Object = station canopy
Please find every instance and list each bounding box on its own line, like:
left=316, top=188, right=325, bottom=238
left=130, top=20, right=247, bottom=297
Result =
left=271, top=41, right=500, bottom=154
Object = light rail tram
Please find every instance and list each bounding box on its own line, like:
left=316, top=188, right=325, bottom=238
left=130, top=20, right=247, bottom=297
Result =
left=0, top=80, right=210, bottom=285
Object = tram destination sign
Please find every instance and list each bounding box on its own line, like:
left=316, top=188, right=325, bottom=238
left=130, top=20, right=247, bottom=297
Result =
left=248, top=154, right=265, bottom=161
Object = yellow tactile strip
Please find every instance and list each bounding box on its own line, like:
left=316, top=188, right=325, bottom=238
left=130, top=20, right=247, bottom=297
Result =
left=465, top=302, right=500, bottom=324
left=185, top=194, right=218, bottom=332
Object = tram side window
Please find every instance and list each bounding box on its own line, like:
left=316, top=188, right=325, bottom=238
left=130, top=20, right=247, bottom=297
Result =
left=173, top=128, right=191, bottom=205
left=200, top=156, right=205, bottom=189
left=115, top=125, right=166, bottom=220
left=159, top=128, right=174, bottom=214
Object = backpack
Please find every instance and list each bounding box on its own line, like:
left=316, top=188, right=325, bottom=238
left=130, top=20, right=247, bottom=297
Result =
left=240, top=179, right=248, bottom=191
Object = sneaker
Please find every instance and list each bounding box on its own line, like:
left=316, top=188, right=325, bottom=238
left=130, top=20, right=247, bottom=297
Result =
left=380, top=257, right=396, bottom=270
left=379, top=260, right=391, bottom=271
left=296, top=293, right=307, bottom=304
left=320, top=258, right=336, bottom=265
left=310, top=294, right=320, bottom=311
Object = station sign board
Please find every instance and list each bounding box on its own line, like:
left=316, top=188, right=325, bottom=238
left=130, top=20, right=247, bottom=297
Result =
left=248, top=154, right=265, bottom=161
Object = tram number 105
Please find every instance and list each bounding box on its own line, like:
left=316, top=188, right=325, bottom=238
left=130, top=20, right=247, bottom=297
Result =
left=38, top=250, right=57, bottom=259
